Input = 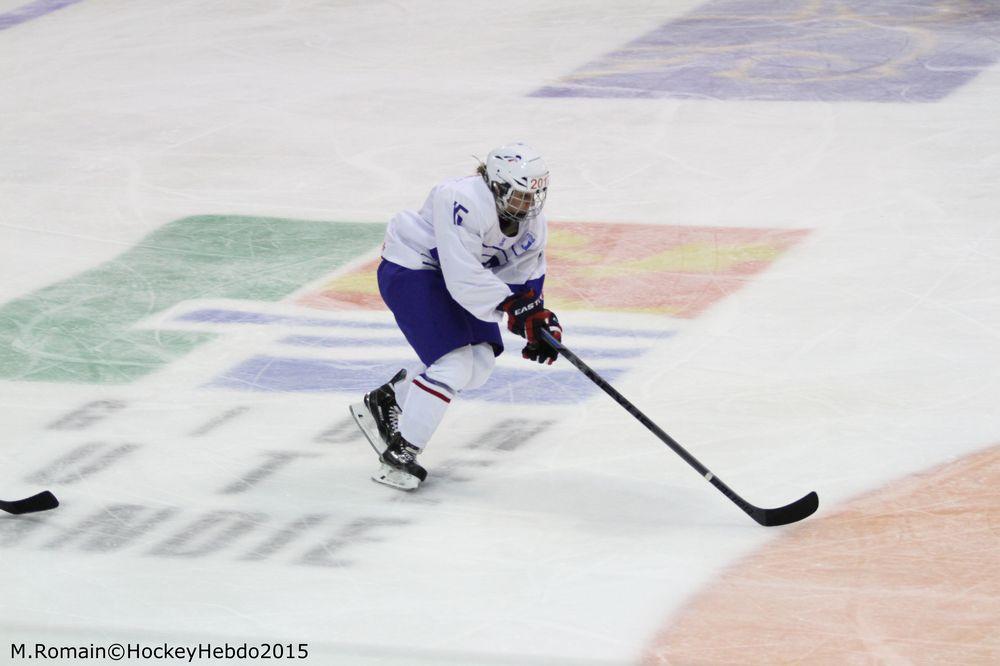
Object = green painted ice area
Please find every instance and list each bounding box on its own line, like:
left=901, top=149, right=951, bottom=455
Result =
left=0, top=216, right=383, bottom=383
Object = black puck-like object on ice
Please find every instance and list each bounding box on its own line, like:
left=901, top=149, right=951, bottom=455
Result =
left=0, top=490, right=60, bottom=515
left=541, top=330, right=819, bottom=527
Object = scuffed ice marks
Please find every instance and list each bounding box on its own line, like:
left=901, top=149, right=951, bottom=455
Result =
left=2, top=400, right=557, bottom=568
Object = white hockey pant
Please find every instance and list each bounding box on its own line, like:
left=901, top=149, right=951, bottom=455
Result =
left=395, top=343, right=494, bottom=448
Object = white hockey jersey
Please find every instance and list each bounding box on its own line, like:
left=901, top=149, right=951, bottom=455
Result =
left=381, top=175, right=548, bottom=323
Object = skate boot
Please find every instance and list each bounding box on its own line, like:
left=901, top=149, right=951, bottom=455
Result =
left=350, top=368, right=405, bottom=454
left=372, top=432, right=427, bottom=490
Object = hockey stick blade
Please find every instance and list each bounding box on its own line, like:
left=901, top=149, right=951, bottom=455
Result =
left=541, top=329, right=818, bottom=527
left=748, top=491, right=819, bottom=527
left=0, top=490, right=60, bottom=515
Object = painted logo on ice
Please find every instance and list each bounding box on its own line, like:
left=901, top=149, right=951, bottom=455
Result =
left=532, top=0, right=1000, bottom=102
left=0, top=215, right=804, bottom=402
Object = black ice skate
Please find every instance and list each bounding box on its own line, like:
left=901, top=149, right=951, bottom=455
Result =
left=350, top=368, right=405, bottom=455
left=372, top=432, right=427, bottom=490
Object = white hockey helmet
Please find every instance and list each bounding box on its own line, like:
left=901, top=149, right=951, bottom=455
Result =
left=480, top=143, right=549, bottom=230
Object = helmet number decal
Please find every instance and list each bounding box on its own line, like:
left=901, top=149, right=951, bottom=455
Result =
left=453, top=202, right=469, bottom=226
left=529, top=176, right=549, bottom=190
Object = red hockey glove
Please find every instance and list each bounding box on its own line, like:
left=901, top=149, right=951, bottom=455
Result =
left=499, top=290, right=546, bottom=342
left=521, top=313, right=562, bottom=365
left=498, top=291, right=562, bottom=365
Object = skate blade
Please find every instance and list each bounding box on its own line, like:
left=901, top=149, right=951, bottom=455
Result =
left=350, top=402, right=385, bottom=455
left=371, top=463, right=421, bottom=491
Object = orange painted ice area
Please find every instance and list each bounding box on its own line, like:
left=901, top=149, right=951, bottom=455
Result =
left=297, top=223, right=808, bottom=318
left=644, top=445, right=1000, bottom=665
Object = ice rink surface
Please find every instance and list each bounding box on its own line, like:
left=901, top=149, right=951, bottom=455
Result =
left=1, top=1, right=999, bottom=663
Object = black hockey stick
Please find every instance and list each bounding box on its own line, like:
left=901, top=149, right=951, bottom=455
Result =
left=0, top=490, right=60, bottom=515
left=540, top=330, right=817, bottom=526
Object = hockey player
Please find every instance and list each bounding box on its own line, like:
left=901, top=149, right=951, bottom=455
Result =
left=351, top=143, right=563, bottom=490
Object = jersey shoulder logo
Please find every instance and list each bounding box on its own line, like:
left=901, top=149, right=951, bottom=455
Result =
left=519, top=232, right=537, bottom=252
left=453, top=202, right=469, bottom=226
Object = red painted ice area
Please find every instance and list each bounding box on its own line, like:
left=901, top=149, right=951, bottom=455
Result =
left=299, top=223, right=808, bottom=319
left=645, top=444, right=1000, bottom=664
